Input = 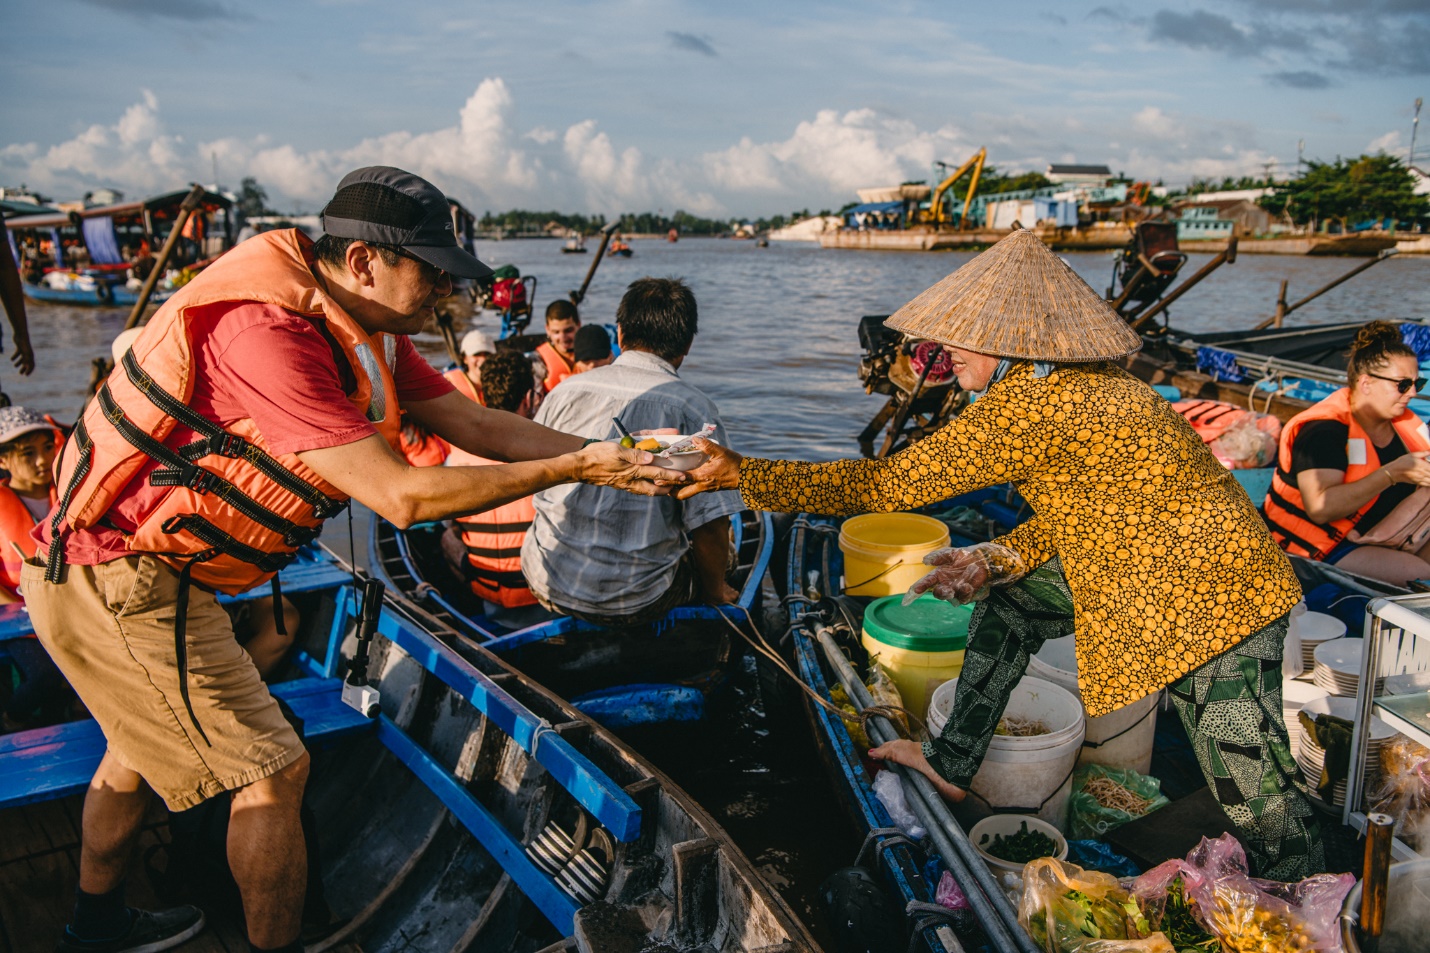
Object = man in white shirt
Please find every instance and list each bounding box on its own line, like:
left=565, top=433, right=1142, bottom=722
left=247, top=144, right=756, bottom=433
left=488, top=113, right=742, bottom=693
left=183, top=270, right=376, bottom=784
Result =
left=522, top=278, right=743, bottom=625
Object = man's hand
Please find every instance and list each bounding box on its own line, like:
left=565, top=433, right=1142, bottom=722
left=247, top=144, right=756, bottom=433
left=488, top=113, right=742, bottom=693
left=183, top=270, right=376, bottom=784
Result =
left=701, top=580, right=740, bottom=606
left=868, top=738, right=966, bottom=803
left=10, top=329, right=33, bottom=376
left=577, top=441, right=688, bottom=496
left=674, top=437, right=742, bottom=500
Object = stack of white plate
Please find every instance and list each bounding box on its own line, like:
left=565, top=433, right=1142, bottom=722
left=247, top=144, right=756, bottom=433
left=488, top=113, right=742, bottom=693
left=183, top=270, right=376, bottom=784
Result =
left=1292, top=611, right=1346, bottom=678
left=1282, top=680, right=1330, bottom=753
left=1295, top=696, right=1396, bottom=809
left=1312, top=638, right=1384, bottom=697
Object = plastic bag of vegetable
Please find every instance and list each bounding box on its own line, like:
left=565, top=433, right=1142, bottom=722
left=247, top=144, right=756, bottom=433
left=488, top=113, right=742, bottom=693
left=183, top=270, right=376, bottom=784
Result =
left=1018, top=857, right=1174, bottom=953
left=1068, top=764, right=1170, bottom=840
left=1131, top=834, right=1352, bottom=953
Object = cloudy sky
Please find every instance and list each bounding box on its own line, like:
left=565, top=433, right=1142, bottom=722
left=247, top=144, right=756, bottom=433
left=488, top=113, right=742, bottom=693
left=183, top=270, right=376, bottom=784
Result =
left=2, top=0, right=1426, bottom=217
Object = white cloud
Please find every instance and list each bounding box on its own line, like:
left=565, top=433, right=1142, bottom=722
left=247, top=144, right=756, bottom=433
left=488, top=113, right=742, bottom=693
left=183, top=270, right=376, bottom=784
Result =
left=0, top=81, right=1324, bottom=215
left=1367, top=130, right=1404, bottom=156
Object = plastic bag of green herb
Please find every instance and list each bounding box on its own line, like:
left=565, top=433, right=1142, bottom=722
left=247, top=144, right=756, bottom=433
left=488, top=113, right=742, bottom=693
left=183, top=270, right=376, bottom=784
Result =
left=1068, top=764, right=1170, bottom=840
left=1017, top=857, right=1176, bottom=953
left=980, top=820, right=1059, bottom=864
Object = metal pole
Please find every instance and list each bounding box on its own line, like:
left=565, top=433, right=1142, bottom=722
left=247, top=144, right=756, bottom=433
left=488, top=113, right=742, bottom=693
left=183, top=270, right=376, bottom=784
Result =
left=124, top=184, right=208, bottom=330
left=1130, top=237, right=1238, bottom=332
left=814, top=624, right=1041, bottom=953
left=1411, top=99, right=1423, bottom=170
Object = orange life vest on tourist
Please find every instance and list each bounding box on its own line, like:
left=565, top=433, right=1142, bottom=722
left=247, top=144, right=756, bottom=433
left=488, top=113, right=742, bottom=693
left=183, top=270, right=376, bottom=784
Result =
left=0, top=483, right=55, bottom=598
left=1264, top=388, right=1430, bottom=560
left=443, top=368, right=536, bottom=607
left=536, top=341, right=575, bottom=390
left=443, top=368, right=485, bottom=407
left=399, top=418, right=448, bottom=468
left=46, top=229, right=402, bottom=595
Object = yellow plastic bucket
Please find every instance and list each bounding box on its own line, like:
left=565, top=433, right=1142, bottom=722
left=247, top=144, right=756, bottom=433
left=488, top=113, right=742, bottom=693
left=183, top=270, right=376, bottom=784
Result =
left=861, top=593, right=970, bottom=723
left=839, top=513, right=950, bottom=597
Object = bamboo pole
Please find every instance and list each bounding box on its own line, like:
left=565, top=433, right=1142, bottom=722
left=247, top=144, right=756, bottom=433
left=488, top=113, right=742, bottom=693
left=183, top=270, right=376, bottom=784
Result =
left=433, top=307, right=462, bottom=367
left=569, top=221, right=620, bottom=306
left=1130, top=237, right=1239, bottom=332
left=1251, top=248, right=1397, bottom=331
left=124, top=184, right=208, bottom=330
left=813, top=623, right=1040, bottom=953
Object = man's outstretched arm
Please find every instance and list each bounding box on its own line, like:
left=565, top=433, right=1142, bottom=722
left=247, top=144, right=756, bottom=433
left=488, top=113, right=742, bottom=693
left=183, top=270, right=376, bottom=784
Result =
left=297, top=433, right=685, bottom=528
left=403, top=389, right=582, bottom=463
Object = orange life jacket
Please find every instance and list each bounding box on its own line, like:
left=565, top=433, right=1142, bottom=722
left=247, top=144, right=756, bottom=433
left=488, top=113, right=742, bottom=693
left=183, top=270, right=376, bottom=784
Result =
left=1264, top=388, right=1430, bottom=559
left=536, top=341, right=575, bottom=390
left=46, top=229, right=402, bottom=595
left=1173, top=399, right=1281, bottom=444
left=0, top=483, right=55, bottom=598
left=443, top=369, right=536, bottom=607
left=443, top=368, right=485, bottom=407
left=399, top=418, right=448, bottom=468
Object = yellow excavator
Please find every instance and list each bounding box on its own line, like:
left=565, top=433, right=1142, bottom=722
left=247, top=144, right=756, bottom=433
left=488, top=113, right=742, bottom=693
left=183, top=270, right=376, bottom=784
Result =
left=920, top=147, right=987, bottom=227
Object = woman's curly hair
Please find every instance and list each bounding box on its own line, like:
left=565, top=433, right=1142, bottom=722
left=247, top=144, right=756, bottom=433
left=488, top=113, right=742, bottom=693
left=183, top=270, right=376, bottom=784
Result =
left=1347, top=320, right=1416, bottom=386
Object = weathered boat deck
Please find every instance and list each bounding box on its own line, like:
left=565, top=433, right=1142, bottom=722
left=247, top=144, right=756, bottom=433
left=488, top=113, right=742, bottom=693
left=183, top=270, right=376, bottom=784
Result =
left=0, top=796, right=352, bottom=953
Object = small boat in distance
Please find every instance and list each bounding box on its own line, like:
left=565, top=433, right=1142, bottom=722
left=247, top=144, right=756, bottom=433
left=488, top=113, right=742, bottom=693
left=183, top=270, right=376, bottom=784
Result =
left=562, top=233, right=587, bottom=254
left=607, top=237, right=633, bottom=258
left=667, top=228, right=678, bottom=243
left=4, top=188, right=236, bottom=307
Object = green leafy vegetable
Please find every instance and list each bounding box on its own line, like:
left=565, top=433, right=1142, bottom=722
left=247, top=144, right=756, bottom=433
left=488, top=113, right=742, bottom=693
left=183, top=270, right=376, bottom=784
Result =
left=979, top=820, right=1058, bottom=864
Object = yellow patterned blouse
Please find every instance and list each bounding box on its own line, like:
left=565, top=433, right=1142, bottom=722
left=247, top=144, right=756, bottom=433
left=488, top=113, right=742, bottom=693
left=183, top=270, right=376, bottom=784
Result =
left=739, top=362, right=1300, bottom=716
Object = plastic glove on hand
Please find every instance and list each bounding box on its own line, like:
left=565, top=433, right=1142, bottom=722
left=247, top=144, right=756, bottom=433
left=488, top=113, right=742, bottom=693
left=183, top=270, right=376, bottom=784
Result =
left=902, top=542, right=1027, bottom=607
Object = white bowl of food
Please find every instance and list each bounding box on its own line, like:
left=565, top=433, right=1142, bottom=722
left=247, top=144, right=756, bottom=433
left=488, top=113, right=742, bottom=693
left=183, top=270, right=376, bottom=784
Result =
left=633, top=434, right=711, bottom=470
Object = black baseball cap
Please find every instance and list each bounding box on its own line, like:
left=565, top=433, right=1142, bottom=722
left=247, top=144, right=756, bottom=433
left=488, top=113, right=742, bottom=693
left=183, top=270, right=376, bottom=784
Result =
left=574, top=324, right=613, bottom=363
left=320, top=167, right=493, bottom=279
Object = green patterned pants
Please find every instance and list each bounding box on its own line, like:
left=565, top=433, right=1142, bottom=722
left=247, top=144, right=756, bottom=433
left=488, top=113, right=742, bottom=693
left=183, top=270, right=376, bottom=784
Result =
left=921, top=558, right=1324, bottom=880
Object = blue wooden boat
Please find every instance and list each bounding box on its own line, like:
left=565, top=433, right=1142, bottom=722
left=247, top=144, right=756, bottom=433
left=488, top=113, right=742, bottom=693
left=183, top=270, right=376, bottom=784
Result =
left=369, top=510, right=775, bottom=730
left=0, top=543, right=814, bottom=951
left=16, top=276, right=177, bottom=308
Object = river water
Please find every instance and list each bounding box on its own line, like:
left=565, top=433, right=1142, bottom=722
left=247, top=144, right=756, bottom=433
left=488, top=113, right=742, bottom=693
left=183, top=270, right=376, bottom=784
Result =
left=9, top=239, right=1429, bottom=941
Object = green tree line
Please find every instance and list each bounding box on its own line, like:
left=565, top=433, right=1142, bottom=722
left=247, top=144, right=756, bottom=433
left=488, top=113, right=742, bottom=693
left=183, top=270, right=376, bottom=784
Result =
left=1258, top=155, right=1426, bottom=229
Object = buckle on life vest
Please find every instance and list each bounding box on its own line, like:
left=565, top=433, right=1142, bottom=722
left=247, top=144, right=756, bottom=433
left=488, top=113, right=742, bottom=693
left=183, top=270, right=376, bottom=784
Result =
left=283, top=526, right=320, bottom=548
left=211, top=434, right=249, bottom=458
left=150, top=463, right=217, bottom=493
left=313, top=498, right=348, bottom=521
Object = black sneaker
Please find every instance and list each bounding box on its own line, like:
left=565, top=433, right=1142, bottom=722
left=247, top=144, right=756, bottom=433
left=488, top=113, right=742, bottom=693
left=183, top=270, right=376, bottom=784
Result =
left=56, top=906, right=206, bottom=953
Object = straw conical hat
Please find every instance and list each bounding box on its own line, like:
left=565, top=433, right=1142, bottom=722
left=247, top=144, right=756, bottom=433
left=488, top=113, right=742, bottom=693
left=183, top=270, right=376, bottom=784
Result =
left=884, top=227, right=1142, bottom=362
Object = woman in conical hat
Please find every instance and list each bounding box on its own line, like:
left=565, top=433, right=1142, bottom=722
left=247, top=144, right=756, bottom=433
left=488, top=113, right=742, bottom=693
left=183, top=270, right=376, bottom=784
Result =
left=682, top=229, right=1322, bottom=879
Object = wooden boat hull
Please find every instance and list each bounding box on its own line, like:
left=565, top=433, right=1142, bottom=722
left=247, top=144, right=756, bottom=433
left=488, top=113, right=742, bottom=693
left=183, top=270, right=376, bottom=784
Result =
left=0, top=545, right=814, bottom=951
left=21, top=279, right=176, bottom=307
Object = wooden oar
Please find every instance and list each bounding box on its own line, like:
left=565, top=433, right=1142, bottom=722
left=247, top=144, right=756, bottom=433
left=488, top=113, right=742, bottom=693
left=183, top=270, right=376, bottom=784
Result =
left=124, top=183, right=208, bottom=330
left=569, top=221, right=620, bottom=306
left=433, top=307, right=462, bottom=367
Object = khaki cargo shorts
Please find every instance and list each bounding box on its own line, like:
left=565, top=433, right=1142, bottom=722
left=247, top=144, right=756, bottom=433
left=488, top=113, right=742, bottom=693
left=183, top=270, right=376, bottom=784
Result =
left=21, top=555, right=305, bottom=811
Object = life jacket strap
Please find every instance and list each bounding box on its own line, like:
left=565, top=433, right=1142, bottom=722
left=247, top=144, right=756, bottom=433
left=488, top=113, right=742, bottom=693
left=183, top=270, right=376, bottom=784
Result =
left=160, top=514, right=299, bottom=575
left=120, top=350, right=345, bottom=520
left=44, top=418, right=94, bottom=584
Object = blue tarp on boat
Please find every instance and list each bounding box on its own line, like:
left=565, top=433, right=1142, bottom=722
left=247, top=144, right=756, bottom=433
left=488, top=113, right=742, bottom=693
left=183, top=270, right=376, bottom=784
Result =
left=80, top=216, right=123, bottom=265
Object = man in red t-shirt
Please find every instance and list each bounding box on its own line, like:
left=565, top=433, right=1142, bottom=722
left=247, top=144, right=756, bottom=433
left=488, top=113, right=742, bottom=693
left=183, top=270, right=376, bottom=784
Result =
left=25, top=167, right=687, bottom=953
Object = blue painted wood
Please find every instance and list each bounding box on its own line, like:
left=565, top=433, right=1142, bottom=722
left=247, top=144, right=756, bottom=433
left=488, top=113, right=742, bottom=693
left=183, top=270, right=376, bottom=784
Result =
left=571, top=684, right=705, bottom=728
left=0, top=546, right=352, bottom=645
left=0, top=678, right=373, bottom=808
left=374, top=716, right=580, bottom=934
left=375, top=609, right=643, bottom=843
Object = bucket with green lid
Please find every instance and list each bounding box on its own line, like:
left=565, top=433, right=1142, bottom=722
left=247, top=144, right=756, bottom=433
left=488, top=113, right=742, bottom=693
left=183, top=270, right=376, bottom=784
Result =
left=860, top=593, right=971, bottom=724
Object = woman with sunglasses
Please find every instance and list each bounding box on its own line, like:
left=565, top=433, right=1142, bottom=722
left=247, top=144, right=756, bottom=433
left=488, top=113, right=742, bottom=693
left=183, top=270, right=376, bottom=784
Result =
left=1265, top=320, right=1430, bottom=585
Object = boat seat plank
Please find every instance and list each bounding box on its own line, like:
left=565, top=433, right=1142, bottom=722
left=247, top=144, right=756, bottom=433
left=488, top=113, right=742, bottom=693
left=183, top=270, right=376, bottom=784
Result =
left=374, top=716, right=581, bottom=936
left=0, top=548, right=351, bottom=647
left=0, top=678, right=374, bottom=810
left=375, top=610, right=643, bottom=844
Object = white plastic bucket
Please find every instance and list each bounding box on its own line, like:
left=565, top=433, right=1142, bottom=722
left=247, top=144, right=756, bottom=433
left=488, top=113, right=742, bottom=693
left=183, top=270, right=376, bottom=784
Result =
left=1026, top=635, right=1160, bottom=775
left=968, top=814, right=1068, bottom=880
left=928, top=676, right=1086, bottom=831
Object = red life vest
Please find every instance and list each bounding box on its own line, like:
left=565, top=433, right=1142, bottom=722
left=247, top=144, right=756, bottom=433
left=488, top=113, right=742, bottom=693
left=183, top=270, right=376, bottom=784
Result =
left=46, top=230, right=402, bottom=595
left=536, top=341, right=575, bottom=390
left=0, top=482, right=55, bottom=598
left=1264, top=388, right=1430, bottom=559
left=1173, top=399, right=1281, bottom=444
left=444, top=369, right=536, bottom=607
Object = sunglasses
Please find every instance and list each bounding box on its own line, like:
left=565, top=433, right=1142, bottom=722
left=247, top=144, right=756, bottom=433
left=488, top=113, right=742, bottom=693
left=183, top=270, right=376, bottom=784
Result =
left=1367, top=371, right=1427, bottom=395
left=390, top=247, right=447, bottom=285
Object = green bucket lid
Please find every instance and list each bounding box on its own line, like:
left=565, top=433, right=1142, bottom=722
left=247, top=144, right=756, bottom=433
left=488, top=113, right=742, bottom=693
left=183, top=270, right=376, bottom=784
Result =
left=862, top=594, right=970, bottom=653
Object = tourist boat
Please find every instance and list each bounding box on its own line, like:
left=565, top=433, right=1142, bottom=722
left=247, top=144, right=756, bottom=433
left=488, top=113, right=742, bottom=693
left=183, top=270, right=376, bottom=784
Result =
left=367, top=510, right=775, bottom=732
left=562, top=235, right=587, bottom=254
left=0, top=543, right=813, bottom=951
left=4, top=188, right=236, bottom=307
left=607, top=239, right=633, bottom=258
